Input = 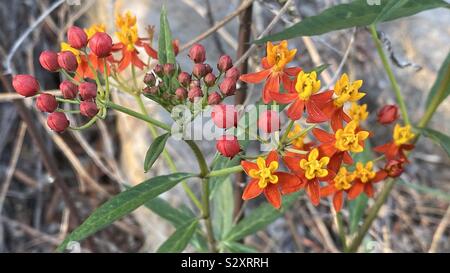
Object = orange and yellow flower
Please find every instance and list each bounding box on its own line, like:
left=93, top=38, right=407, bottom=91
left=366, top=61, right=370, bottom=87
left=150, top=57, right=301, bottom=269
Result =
left=322, top=74, right=365, bottom=130
left=373, top=123, right=415, bottom=161
left=239, top=41, right=301, bottom=104
left=283, top=148, right=333, bottom=205
left=320, top=166, right=355, bottom=212
left=241, top=151, right=301, bottom=209
left=313, top=120, right=369, bottom=172
left=271, top=71, right=333, bottom=123
left=347, top=161, right=387, bottom=199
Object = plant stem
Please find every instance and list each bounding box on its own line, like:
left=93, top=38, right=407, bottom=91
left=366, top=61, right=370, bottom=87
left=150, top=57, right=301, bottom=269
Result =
left=369, top=24, right=410, bottom=125
left=70, top=116, right=99, bottom=130
left=104, top=100, right=171, bottom=131
left=134, top=94, right=202, bottom=211
left=201, top=177, right=217, bottom=252
left=347, top=179, right=395, bottom=252
left=279, top=120, right=294, bottom=146
left=336, top=212, right=347, bottom=252
left=207, top=165, right=243, bottom=178
left=56, top=97, right=79, bottom=104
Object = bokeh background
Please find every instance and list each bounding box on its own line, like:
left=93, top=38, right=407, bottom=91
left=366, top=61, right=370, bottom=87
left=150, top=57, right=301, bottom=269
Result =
left=0, top=0, right=449, bottom=252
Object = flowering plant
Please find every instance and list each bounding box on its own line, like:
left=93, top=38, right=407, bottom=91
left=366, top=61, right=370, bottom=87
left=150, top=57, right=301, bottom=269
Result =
left=9, top=1, right=450, bottom=253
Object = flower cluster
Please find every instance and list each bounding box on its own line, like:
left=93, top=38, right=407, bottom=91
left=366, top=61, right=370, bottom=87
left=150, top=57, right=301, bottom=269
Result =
left=237, top=40, right=416, bottom=210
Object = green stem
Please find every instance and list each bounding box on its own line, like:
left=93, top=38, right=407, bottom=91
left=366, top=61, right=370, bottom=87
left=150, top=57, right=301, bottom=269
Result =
left=279, top=120, right=294, bottom=147
left=104, top=100, right=171, bottom=131
left=336, top=212, right=347, bottom=252
left=131, top=64, right=138, bottom=91
left=347, top=179, right=395, bottom=252
left=56, top=97, right=79, bottom=104
left=56, top=109, right=80, bottom=114
left=69, top=116, right=99, bottom=130
left=134, top=94, right=202, bottom=211
left=60, top=69, right=80, bottom=84
left=184, top=140, right=209, bottom=177
left=369, top=24, right=410, bottom=125
left=201, top=177, right=217, bottom=252
left=207, top=165, right=242, bottom=178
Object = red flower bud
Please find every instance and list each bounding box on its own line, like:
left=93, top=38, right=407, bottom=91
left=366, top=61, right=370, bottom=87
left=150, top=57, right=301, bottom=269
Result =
left=47, top=112, right=69, bottom=132
left=163, top=63, right=175, bottom=76
left=188, top=43, right=206, bottom=63
left=258, top=110, right=280, bottom=133
left=188, top=87, right=203, bottom=102
left=89, top=32, right=113, bottom=58
left=217, top=55, right=233, bottom=72
left=225, top=67, right=240, bottom=81
left=59, top=80, right=78, bottom=99
left=67, top=26, right=88, bottom=49
left=58, top=51, right=78, bottom=72
left=219, top=77, right=237, bottom=96
left=39, top=50, right=60, bottom=72
left=153, top=64, right=163, bottom=77
left=12, top=74, right=40, bottom=97
left=377, top=104, right=398, bottom=125
left=80, top=101, right=99, bottom=118
left=144, top=73, right=156, bottom=86
left=204, top=63, right=213, bottom=74
left=193, top=63, right=206, bottom=79
left=36, top=93, right=58, bottom=113
left=216, top=135, right=240, bottom=158
left=207, top=92, right=222, bottom=105
left=178, top=72, right=191, bottom=87
left=211, top=104, right=238, bottom=129
left=175, top=87, right=187, bottom=100
left=143, top=86, right=159, bottom=95
left=204, top=73, right=216, bottom=87
left=79, top=82, right=97, bottom=100
left=172, top=40, right=179, bottom=56
left=384, top=159, right=405, bottom=178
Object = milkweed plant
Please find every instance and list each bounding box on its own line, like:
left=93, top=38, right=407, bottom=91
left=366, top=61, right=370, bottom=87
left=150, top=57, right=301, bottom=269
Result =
left=10, top=0, right=450, bottom=253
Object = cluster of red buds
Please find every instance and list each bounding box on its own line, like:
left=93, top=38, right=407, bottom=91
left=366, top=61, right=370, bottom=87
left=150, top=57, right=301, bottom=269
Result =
left=142, top=43, right=240, bottom=110
left=12, top=26, right=113, bottom=133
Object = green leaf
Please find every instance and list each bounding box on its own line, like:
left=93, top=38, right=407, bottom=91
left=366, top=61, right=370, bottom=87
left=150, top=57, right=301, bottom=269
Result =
left=156, top=219, right=199, bottom=253
left=57, top=172, right=194, bottom=252
left=144, top=198, right=209, bottom=251
left=224, top=192, right=300, bottom=242
left=399, top=179, right=450, bottom=202
left=307, top=64, right=330, bottom=75
left=212, top=178, right=234, bottom=240
left=256, top=0, right=449, bottom=43
left=421, top=127, right=450, bottom=157
left=425, top=51, right=450, bottom=110
left=144, top=133, right=170, bottom=172
left=222, top=241, right=258, bottom=253
left=158, top=5, right=176, bottom=64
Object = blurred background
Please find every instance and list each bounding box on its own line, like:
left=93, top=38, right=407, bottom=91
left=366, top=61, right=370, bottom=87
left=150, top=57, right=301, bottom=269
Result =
left=0, top=0, right=449, bottom=252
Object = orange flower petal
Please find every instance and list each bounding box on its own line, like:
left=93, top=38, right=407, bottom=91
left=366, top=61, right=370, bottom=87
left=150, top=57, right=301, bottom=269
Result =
left=373, top=170, right=388, bottom=183
left=333, top=191, right=344, bottom=212
left=364, top=183, right=374, bottom=198
left=276, top=172, right=303, bottom=194
left=287, top=99, right=305, bottom=120
left=348, top=181, right=364, bottom=200
left=264, top=184, right=281, bottom=209
left=262, top=74, right=280, bottom=103
left=306, top=100, right=329, bottom=123
left=270, top=90, right=297, bottom=104
left=342, top=151, right=353, bottom=165
left=320, top=184, right=336, bottom=197
left=241, top=160, right=258, bottom=176
left=283, top=156, right=303, bottom=174
left=242, top=179, right=263, bottom=200
left=313, top=128, right=335, bottom=143
left=239, top=69, right=271, bottom=84
left=284, top=67, right=302, bottom=77
left=265, top=150, right=278, bottom=165
left=307, top=179, right=321, bottom=206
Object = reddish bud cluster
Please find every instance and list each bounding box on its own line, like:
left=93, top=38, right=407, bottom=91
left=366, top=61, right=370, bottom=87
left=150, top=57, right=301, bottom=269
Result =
left=12, top=75, right=40, bottom=97
left=377, top=105, right=398, bottom=125
left=39, top=51, right=60, bottom=72
left=89, top=32, right=113, bottom=58
left=216, top=135, right=240, bottom=158
left=67, top=26, right=88, bottom=49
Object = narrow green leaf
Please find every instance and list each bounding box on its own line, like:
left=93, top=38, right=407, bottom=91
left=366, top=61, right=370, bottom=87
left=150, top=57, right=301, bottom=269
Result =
left=399, top=179, right=450, bottom=202
left=421, top=127, right=450, bottom=157
left=157, top=219, right=199, bottom=253
left=158, top=5, right=176, bottom=64
left=144, top=133, right=170, bottom=172
left=145, top=198, right=209, bottom=251
left=222, top=241, right=258, bottom=253
left=425, top=51, right=450, bottom=110
left=212, top=178, right=234, bottom=240
left=224, top=192, right=300, bottom=242
left=256, top=0, right=449, bottom=43
left=57, top=172, right=194, bottom=252
left=307, top=64, right=330, bottom=75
